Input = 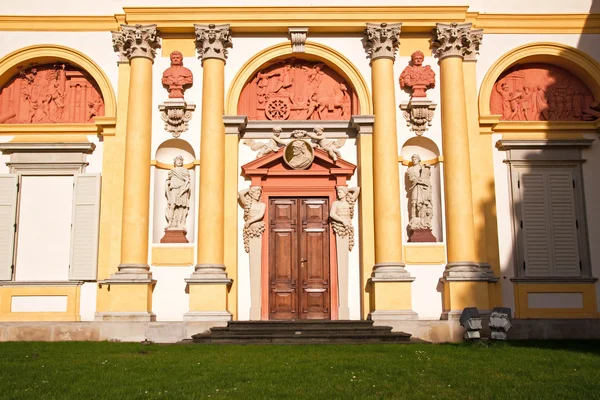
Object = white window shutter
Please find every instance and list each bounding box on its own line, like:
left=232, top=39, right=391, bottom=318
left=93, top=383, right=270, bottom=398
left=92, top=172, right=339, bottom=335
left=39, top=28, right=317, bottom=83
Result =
left=0, top=175, right=18, bottom=281
left=547, top=170, right=580, bottom=277
left=69, top=174, right=101, bottom=281
left=520, top=171, right=552, bottom=277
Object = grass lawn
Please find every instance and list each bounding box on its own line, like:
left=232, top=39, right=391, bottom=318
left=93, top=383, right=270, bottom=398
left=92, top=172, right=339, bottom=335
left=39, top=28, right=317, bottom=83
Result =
left=0, top=341, right=599, bottom=399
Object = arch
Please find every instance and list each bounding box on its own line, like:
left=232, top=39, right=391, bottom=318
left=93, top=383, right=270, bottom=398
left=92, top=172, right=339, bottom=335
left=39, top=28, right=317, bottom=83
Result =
left=479, top=42, right=600, bottom=118
left=0, top=44, right=116, bottom=118
left=226, top=41, right=372, bottom=116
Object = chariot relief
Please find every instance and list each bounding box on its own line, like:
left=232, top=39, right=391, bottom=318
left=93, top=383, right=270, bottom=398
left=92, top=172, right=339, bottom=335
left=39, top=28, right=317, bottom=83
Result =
left=491, top=63, right=600, bottom=121
left=238, top=58, right=358, bottom=121
left=0, top=63, right=104, bottom=124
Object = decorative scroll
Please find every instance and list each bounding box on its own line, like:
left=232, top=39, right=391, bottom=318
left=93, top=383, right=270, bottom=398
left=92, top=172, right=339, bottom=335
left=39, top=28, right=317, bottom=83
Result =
left=0, top=64, right=104, bottom=124
left=238, top=58, right=358, bottom=120
left=490, top=63, right=597, bottom=121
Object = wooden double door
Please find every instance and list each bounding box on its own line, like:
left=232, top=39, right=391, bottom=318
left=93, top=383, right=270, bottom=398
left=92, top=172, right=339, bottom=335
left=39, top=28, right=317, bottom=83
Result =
left=268, top=197, right=331, bottom=320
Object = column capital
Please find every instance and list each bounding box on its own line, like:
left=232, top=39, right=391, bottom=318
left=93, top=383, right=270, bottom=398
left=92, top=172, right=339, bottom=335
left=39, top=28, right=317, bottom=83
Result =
left=464, top=28, right=483, bottom=62
left=432, top=22, right=472, bottom=60
left=112, top=24, right=161, bottom=62
left=194, top=23, right=233, bottom=63
left=364, top=22, right=402, bottom=62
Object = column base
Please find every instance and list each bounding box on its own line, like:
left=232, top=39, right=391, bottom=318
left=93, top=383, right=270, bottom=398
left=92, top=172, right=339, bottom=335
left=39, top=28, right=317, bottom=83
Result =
left=369, top=279, right=417, bottom=318
left=183, top=311, right=232, bottom=322
left=442, top=263, right=497, bottom=315
left=369, top=310, right=418, bottom=321
left=444, top=262, right=498, bottom=282
left=371, top=262, right=415, bottom=281
left=94, top=312, right=156, bottom=322
left=107, top=263, right=153, bottom=282
left=186, top=275, right=232, bottom=318
left=187, top=263, right=230, bottom=282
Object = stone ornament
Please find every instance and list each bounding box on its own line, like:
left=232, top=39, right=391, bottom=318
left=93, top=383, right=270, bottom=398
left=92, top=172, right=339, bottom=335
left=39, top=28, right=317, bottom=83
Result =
left=158, top=100, right=196, bottom=138
left=400, top=100, right=437, bottom=135
left=330, top=186, right=360, bottom=251
left=111, top=31, right=128, bottom=63
left=238, top=186, right=266, bottom=253
left=399, top=51, right=437, bottom=135
left=364, top=22, right=402, bottom=61
left=284, top=139, right=314, bottom=170
left=0, top=63, right=105, bottom=124
left=309, top=126, right=346, bottom=162
left=464, top=28, right=483, bottom=62
left=114, top=24, right=161, bottom=61
left=194, top=24, right=233, bottom=62
left=161, top=155, right=191, bottom=243
left=288, top=27, right=309, bottom=53
left=162, top=51, right=193, bottom=99
left=238, top=59, right=353, bottom=121
left=243, top=126, right=286, bottom=158
left=432, top=22, right=472, bottom=60
left=491, top=63, right=599, bottom=121
left=406, top=154, right=436, bottom=242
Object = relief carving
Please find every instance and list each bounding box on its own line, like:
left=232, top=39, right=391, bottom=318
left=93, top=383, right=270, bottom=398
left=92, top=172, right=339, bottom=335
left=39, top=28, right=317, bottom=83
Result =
left=330, top=186, right=360, bottom=251
left=161, top=156, right=191, bottom=243
left=238, top=186, right=266, bottom=253
left=159, top=101, right=196, bottom=138
left=0, top=64, right=104, bottom=124
left=238, top=59, right=356, bottom=121
left=491, top=63, right=598, bottom=121
left=284, top=139, right=314, bottom=170
left=406, top=154, right=436, bottom=242
left=162, top=51, right=193, bottom=99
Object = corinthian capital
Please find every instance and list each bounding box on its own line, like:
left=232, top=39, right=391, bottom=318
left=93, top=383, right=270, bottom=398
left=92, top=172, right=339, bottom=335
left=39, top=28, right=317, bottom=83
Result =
left=463, top=28, right=483, bottom=62
left=364, top=22, right=402, bottom=62
left=194, top=24, right=233, bottom=63
left=112, top=24, right=161, bottom=62
left=432, top=22, right=472, bottom=60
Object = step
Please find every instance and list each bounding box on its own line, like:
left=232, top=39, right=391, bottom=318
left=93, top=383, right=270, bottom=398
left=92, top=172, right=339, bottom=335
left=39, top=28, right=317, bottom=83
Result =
left=225, top=320, right=376, bottom=331
left=192, top=332, right=411, bottom=344
left=208, top=326, right=394, bottom=337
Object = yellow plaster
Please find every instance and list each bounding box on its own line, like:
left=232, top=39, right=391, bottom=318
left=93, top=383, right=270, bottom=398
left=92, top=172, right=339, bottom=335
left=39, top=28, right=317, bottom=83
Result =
left=443, top=281, right=491, bottom=312
left=151, top=159, right=199, bottom=170
left=357, top=133, right=374, bottom=319
left=0, top=44, right=116, bottom=118
left=514, top=283, right=597, bottom=319
left=398, top=155, right=442, bottom=166
left=0, top=285, right=81, bottom=322
left=226, top=41, right=372, bottom=116
left=399, top=35, right=432, bottom=57
left=100, top=283, right=153, bottom=313
left=189, top=284, right=228, bottom=312
left=372, top=281, right=413, bottom=311
left=161, top=34, right=196, bottom=58
left=404, top=244, right=446, bottom=264
left=151, top=246, right=194, bottom=266
left=469, top=13, right=600, bottom=34
left=0, top=15, right=120, bottom=31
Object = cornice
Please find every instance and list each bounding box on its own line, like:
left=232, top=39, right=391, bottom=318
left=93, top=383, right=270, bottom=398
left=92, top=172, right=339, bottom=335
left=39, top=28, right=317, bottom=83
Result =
left=0, top=15, right=121, bottom=31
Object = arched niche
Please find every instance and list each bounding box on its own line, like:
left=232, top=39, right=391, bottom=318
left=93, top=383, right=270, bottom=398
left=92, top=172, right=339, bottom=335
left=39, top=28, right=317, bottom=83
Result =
left=0, top=44, right=116, bottom=121
left=152, top=139, right=197, bottom=244
left=479, top=42, right=600, bottom=120
left=400, top=136, right=443, bottom=243
left=226, top=41, right=372, bottom=118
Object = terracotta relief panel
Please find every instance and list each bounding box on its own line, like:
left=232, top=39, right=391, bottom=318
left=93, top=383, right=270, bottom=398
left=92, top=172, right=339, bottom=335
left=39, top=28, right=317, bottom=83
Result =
left=491, top=63, right=597, bottom=121
left=238, top=58, right=358, bottom=121
left=0, top=64, right=105, bottom=124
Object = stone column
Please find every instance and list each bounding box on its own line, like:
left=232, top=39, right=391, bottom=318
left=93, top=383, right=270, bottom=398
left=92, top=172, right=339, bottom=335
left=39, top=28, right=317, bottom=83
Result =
left=96, top=24, right=160, bottom=322
left=364, top=23, right=416, bottom=322
left=433, top=23, right=496, bottom=318
left=185, top=24, right=233, bottom=322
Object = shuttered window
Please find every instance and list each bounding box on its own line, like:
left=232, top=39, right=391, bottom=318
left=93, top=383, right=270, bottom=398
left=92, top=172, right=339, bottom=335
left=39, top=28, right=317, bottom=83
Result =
left=514, top=167, right=586, bottom=278
left=0, top=175, right=18, bottom=281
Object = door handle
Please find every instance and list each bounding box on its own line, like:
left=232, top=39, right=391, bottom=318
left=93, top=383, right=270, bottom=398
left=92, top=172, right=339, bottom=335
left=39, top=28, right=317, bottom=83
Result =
left=300, top=259, right=307, bottom=267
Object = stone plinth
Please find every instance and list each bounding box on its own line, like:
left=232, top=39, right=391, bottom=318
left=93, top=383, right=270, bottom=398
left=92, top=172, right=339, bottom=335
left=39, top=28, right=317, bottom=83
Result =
left=160, top=229, right=189, bottom=244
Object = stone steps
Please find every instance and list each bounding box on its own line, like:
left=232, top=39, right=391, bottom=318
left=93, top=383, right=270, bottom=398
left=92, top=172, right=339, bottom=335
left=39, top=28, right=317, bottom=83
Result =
left=189, top=320, right=412, bottom=344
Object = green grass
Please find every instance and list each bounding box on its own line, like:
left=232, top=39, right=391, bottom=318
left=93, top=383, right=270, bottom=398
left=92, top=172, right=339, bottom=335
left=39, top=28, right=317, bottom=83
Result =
left=0, top=341, right=599, bottom=399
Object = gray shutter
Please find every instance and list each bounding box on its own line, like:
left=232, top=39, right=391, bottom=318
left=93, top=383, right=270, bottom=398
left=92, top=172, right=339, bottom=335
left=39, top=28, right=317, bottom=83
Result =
left=520, top=171, right=552, bottom=277
left=0, top=175, right=18, bottom=281
left=69, top=174, right=101, bottom=281
left=547, top=170, right=580, bottom=277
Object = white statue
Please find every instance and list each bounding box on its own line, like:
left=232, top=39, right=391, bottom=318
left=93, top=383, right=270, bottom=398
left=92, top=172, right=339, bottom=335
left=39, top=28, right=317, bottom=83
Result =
left=243, top=126, right=286, bottom=158
left=238, top=185, right=266, bottom=253
left=165, top=155, right=191, bottom=230
left=407, top=154, right=433, bottom=230
left=330, top=186, right=360, bottom=251
left=309, top=126, right=346, bottom=162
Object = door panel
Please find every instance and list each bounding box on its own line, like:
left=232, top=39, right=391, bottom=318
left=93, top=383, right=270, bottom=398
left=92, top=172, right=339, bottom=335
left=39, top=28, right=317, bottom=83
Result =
left=269, top=197, right=330, bottom=320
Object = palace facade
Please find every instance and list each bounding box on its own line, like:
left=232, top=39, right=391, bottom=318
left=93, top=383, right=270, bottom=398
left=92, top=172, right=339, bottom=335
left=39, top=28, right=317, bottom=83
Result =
left=0, top=1, right=599, bottom=342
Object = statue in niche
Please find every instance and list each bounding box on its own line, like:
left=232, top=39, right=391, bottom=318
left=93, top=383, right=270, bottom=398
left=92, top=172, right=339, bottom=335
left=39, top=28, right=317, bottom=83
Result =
left=399, top=51, right=436, bottom=98
left=407, top=154, right=436, bottom=242
left=330, top=186, right=360, bottom=251
left=284, top=139, right=314, bottom=170
left=243, top=126, right=286, bottom=158
left=162, top=51, right=193, bottom=99
left=163, top=156, right=191, bottom=243
left=238, top=58, right=355, bottom=121
left=238, top=186, right=266, bottom=253
left=0, top=63, right=104, bottom=124
left=308, top=126, right=346, bottom=162
left=491, top=63, right=599, bottom=121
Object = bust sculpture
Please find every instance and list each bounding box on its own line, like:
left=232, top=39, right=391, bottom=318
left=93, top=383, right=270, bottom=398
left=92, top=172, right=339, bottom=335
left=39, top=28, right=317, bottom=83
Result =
left=162, top=51, right=194, bottom=99
left=165, top=155, right=191, bottom=231
left=399, top=51, right=436, bottom=98
left=238, top=186, right=266, bottom=253
left=330, top=186, right=360, bottom=251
